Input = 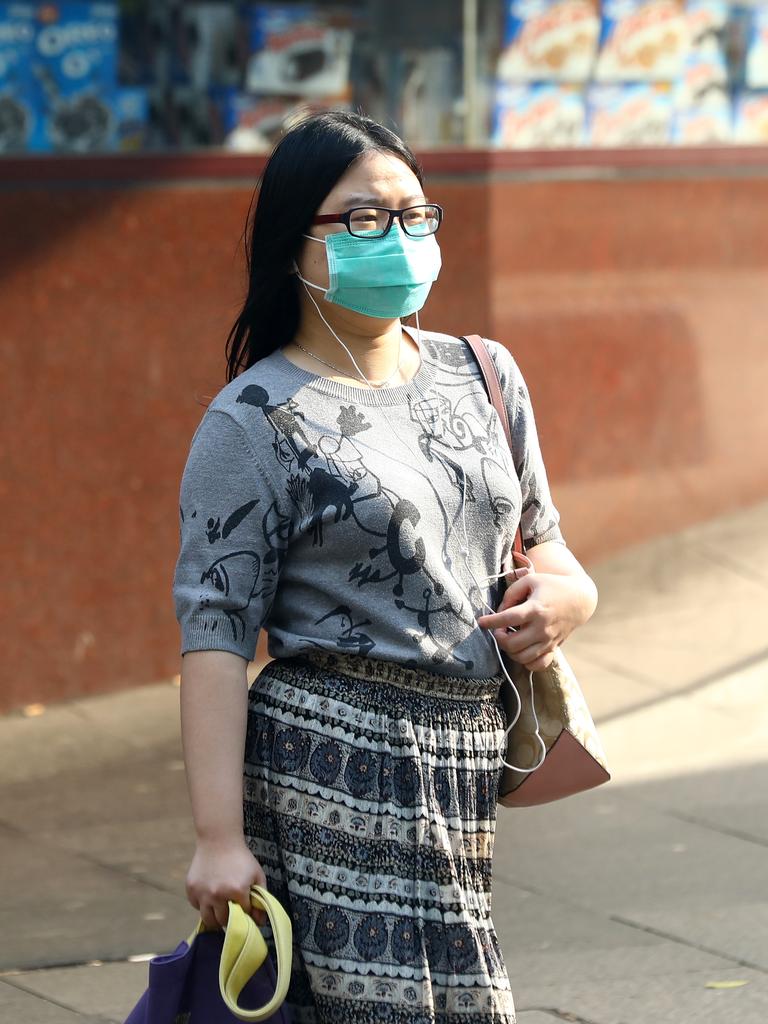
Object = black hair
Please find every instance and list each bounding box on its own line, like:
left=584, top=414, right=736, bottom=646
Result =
left=224, top=110, right=424, bottom=383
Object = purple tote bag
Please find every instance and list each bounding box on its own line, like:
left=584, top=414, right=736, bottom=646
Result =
left=124, top=887, right=293, bottom=1024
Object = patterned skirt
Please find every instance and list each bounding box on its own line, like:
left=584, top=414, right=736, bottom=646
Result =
left=243, top=650, right=516, bottom=1024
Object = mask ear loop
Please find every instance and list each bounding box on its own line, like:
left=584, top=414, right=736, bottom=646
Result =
left=295, top=282, right=545, bottom=774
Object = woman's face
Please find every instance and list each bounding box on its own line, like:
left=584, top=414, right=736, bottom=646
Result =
left=294, top=149, right=427, bottom=331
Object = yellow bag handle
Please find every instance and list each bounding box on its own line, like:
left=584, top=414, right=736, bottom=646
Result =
left=186, top=884, right=292, bottom=1022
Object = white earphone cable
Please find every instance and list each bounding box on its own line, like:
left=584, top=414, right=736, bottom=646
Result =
left=297, top=281, right=545, bottom=773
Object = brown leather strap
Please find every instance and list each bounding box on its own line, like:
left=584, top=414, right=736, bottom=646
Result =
left=461, top=334, right=525, bottom=559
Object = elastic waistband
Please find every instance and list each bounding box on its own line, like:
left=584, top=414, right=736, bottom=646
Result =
left=284, top=650, right=503, bottom=701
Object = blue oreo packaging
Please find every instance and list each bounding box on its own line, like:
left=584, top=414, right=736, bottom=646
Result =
left=0, top=3, right=36, bottom=152
left=28, top=1, right=118, bottom=152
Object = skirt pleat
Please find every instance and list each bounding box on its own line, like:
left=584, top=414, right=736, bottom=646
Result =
left=243, top=650, right=516, bottom=1024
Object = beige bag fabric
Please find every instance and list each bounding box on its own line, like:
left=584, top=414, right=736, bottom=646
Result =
left=497, top=643, right=611, bottom=807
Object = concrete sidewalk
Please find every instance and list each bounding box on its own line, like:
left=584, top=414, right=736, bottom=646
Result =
left=1, top=501, right=767, bottom=1024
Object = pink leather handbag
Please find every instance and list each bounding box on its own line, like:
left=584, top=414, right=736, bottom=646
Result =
left=462, top=334, right=611, bottom=808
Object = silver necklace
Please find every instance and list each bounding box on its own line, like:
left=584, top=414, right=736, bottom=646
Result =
left=291, top=332, right=403, bottom=388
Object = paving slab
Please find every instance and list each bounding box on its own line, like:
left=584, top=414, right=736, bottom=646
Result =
left=33, top=815, right=196, bottom=894
left=0, top=830, right=192, bottom=971
left=677, top=500, right=768, bottom=589
left=494, top=778, right=768, bottom=924
left=573, top=507, right=768, bottom=700
left=621, top=760, right=768, bottom=844
left=0, top=977, right=110, bottom=1023
left=6, top=961, right=150, bottom=1024
left=514, top=966, right=768, bottom=1024
left=491, top=879, right=660, bottom=955
left=615, top=900, right=768, bottom=972
left=504, top=942, right=732, bottom=987
left=556, top=650, right=667, bottom=724
left=0, top=681, right=183, bottom=786
left=581, top=657, right=768, bottom=785
left=0, top=754, right=190, bottom=836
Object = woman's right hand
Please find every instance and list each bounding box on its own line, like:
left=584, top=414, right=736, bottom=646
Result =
left=186, top=834, right=269, bottom=930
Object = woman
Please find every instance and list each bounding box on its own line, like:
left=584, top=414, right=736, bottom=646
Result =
left=172, top=110, right=597, bottom=1023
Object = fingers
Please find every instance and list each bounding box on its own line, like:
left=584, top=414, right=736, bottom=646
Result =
left=509, top=641, right=555, bottom=671
left=476, top=601, right=531, bottom=631
left=485, top=620, right=557, bottom=670
left=199, top=900, right=229, bottom=931
left=498, top=573, right=533, bottom=609
left=492, top=624, right=536, bottom=656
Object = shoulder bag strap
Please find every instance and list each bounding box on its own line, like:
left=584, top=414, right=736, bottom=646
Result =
left=461, top=334, right=525, bottom=560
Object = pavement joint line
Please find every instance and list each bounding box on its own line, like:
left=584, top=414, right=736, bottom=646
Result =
left=608, top=914, right=768, bottom=976
left=570, top=646, right=662, bottom=694
left=1, top=953, right=160, bottom=974
left=519, top=1009, right=606, bottom=1024
left=663, top=809, right=768, bottom=850
left=0, top=815, right=185, bottom=901
left=494, top=870, right=762, bottom=978
left=0, top=818, right=25, bottom=837
left=0, top=972, right=111, bottom=1020
left=589, top=647, right=768, bottom=726
left=697, top=541, right=768, bottom=590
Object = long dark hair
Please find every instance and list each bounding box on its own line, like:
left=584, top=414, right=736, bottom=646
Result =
left=224, top=110, right=424, bottom=383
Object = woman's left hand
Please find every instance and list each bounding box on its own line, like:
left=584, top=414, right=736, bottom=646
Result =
left=475, top=569, right=593, bottom=672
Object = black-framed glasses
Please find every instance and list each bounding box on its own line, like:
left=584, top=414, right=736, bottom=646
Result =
left=312, top=203, right=443, bottom=238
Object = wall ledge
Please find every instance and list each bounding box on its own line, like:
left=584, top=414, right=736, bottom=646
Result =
left=3, top=145, right=768, bottom=185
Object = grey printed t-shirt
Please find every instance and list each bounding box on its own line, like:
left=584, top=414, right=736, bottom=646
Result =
left=171, top=329, right=565, bottom=677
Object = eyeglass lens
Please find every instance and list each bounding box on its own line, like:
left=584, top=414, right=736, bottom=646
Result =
left=348, top=205, right=440, bottom=237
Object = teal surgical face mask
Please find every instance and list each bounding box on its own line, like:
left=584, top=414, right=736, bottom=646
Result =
left=296, top=226, right=442, bottom=319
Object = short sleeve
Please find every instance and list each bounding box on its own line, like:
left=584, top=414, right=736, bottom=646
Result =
left=171, top=409, right=283, bottom=661
left=485, top=339, right=566, bottom=548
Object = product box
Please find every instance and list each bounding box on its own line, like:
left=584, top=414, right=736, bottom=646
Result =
left=672, top=90, right=731, bottom=141
left=686, top=0, right=727, bottom=51
left=0, top=3, right=35, bottom=152
left=586, top=82, right=675, bottom=144
left=114, top=85, right=148, bottom=150
left=676, top=47, right=728, bottom=107
left=161, top=85, right=215, bottom=148
left=497, top=0, right=600, bottom=83
left=679, top=0, right=728, bottom=104
left=208, top=87, right=351, bottom=151
left=594, top=0, right=689, bottom=82
left=244, top=4, right=353, bottom=97
left=28, top=1, right=118, bottom=152
left=745, top=6, right=768, bottom=88
left=733, top=89, right=768, bottom=142
left=144, top=2, right=187, bottom=87
left=178, top=3, right=241, bottom=90
left=492, top=82, right=586, bottom=147
left=397, top=48, right=460, bottom=146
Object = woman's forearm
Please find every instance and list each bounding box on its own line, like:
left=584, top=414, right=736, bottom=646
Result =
left=528, top=542, right=597, bottom=619
left=180, top=650, right=250, bottom=843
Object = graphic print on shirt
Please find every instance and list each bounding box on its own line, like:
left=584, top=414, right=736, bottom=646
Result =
left=232, top=341, right=521, bottom=669
left=238, top=388, right=475, bottom=666
left=181, top=487, right=293, bottom=650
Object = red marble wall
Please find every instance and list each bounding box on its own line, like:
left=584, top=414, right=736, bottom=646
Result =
left=2, top=168, right=767, bottom=712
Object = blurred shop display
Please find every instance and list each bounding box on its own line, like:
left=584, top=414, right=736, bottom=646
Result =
left=491, top=0, right=768, bottom=146
left=3, top=0, right=768, bottom=155
left=0, top=0, right=463, bottom=154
